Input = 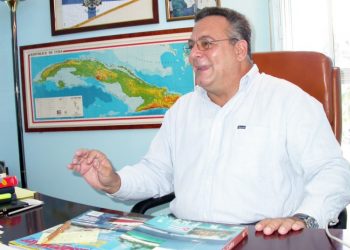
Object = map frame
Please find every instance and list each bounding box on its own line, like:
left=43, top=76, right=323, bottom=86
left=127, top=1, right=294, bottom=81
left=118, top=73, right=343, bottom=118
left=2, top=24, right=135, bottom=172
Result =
left=20, top=27, right=193, bottom=132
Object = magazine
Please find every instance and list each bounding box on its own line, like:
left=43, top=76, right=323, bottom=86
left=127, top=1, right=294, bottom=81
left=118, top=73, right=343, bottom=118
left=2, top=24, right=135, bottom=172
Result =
left=120, top=215, right=248, bottom=250
left=9, top=210, right=247, bottom=250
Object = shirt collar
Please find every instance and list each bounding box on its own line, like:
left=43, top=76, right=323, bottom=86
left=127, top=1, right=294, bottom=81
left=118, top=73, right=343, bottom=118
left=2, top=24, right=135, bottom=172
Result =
left=239, top=64, right=259, bottom=91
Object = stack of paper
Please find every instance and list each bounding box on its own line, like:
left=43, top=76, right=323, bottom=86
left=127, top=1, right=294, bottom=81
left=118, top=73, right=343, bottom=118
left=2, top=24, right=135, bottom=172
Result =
left=14, top=187, right=36, bottom=200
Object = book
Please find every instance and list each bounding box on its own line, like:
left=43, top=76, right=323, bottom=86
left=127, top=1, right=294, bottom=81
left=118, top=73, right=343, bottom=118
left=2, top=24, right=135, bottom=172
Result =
left=120, top=215, right=248, bottom=250
left=8, top=209, right=152, bottom=250
left=0, top=192, right=17, bottom=204
left=0, top=186, right=15, bottom=194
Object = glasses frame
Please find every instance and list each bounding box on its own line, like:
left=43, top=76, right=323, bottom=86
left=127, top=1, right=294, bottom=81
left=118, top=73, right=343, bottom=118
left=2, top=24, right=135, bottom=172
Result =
left=184, top=37, right=239, bottom=55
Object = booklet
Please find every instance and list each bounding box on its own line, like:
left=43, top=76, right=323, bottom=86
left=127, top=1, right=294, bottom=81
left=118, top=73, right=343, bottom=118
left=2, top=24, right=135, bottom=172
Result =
left=120, top=215, right=248, bottom=250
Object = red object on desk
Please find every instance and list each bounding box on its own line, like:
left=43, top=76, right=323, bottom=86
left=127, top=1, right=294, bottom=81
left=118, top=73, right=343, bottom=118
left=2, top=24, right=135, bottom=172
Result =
left=0, top=176, right=18, bottom=188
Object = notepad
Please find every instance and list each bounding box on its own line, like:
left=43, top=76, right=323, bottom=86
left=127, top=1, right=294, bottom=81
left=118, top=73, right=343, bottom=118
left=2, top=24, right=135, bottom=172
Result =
left=15, top=187, right=36, bottom=200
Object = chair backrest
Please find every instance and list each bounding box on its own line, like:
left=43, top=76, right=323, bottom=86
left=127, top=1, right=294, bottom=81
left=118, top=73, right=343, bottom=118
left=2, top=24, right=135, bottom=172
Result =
left=252, top=51, right=342, bottom=143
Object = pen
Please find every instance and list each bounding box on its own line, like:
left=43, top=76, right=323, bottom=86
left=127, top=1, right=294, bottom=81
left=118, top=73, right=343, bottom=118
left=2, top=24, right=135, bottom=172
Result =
left=41, top=220, right=71, bottom=244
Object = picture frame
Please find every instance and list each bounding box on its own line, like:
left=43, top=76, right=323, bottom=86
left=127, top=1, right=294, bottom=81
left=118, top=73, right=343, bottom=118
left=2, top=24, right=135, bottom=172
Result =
left=50, top=0, right=159, bottom=35
left=166, top=0, right=220, bottom=21
left=20, top=28, right=194, bottom=132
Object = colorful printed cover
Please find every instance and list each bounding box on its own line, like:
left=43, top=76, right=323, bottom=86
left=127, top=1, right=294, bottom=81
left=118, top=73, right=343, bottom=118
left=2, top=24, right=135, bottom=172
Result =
left=71, top=209, right=150, bottom=231
left=120, top=215, right=248, bottom=250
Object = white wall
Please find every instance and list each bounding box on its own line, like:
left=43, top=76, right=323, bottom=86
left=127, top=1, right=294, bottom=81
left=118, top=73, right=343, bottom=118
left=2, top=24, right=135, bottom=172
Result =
left=0, top=0, right=270, bottom=211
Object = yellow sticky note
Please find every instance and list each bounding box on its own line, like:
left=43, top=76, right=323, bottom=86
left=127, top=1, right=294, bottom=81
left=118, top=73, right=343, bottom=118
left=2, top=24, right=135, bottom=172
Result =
left=15, top=187, right=36, bottom=200
left=0, top=193, right=11, bottom=200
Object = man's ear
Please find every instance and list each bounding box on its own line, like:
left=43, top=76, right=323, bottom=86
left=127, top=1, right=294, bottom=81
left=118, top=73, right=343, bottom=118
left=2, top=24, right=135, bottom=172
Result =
left=234, top=40, right=248, bottom=61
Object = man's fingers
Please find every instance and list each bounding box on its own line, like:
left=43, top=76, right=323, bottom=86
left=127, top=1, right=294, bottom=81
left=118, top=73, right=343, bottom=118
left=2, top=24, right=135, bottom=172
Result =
left=277, top=218, right=296, bottom=235
left=262, top=220, right=280, bottom=235
left=291, top=220, right=306, bottom=231
left=255, top=219, right=274, bottom=231
left=68, top=149, right=101, bottom=175
left=256, top=217, right=306, bottom=236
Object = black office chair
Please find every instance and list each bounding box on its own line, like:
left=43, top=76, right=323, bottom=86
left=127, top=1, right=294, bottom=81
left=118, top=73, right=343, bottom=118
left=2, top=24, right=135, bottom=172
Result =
left=131, top=51, right=347, bottom=229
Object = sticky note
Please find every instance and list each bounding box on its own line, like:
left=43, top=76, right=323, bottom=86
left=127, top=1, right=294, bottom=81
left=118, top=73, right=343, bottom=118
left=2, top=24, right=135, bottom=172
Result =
left=0, top=193, right=11, bottom=200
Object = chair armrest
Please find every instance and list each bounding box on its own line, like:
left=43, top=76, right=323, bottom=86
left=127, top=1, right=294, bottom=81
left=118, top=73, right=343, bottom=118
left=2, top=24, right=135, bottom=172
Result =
left=130, top=192, right=175, bottom=214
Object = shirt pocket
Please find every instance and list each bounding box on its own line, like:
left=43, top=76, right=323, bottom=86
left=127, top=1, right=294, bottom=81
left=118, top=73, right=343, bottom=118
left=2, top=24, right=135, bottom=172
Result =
left=229, top=125, right=287, bottom=179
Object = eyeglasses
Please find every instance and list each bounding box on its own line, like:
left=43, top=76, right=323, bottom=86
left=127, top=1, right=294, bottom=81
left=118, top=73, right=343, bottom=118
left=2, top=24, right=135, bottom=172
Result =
left=183, top=37, right=239, bottom=55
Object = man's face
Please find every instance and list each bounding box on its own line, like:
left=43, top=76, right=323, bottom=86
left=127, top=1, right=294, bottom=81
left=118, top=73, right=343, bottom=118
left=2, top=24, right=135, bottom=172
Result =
left=189, top=16, right=238, bottom=94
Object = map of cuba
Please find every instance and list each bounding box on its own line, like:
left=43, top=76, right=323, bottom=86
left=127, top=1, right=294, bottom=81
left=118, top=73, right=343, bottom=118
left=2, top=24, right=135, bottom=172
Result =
left=37, top=59, right=180, bottom=113
left=30, top=42, right=194, bottom=121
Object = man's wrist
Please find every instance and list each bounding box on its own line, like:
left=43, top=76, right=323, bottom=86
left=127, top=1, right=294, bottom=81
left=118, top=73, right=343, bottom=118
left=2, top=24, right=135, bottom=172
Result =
left=293, top=213, right=319, bottom=228
left=103, top=172, right=121, bottom=194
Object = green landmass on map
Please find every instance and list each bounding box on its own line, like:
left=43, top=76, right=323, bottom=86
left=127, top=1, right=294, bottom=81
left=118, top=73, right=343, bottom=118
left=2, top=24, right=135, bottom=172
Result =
left=36, top=59, right=180, bottom=112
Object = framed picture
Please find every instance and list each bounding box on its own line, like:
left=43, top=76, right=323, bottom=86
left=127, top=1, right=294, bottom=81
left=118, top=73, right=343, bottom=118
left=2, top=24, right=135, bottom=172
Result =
left=166, top=0, right=220, bottom=21
left=50, top=0, right=159, bottom=35
left=20, top=28, right=194, bottom=132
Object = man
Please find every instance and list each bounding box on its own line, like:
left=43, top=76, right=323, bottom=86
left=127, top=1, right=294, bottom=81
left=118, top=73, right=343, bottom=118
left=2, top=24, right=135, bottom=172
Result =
left=68, top=7, right=350, bottom=235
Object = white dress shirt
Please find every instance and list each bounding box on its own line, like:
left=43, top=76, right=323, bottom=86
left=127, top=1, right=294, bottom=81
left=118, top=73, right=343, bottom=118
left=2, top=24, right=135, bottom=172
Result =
left=112, top=65, right=350, bottom=228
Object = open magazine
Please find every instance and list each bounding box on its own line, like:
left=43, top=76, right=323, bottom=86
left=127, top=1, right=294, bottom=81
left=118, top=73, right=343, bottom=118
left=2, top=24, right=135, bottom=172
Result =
left=9, top=210, right=247, bottom=250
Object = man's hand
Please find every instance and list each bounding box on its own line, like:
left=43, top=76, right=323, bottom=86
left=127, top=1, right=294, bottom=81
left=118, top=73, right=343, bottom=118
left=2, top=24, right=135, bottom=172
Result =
left=255, top=217, right=306, bottom=235
left=68, top=149, right=121, bottom=194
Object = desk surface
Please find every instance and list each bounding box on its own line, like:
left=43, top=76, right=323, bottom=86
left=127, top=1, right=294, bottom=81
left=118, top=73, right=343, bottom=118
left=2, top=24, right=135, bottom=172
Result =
left=0, top=194, right=346, bottom=249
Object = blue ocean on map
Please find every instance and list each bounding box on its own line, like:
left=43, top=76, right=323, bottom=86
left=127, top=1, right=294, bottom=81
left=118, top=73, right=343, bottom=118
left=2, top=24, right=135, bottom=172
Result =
left=30, top=42, right=194, bottom=120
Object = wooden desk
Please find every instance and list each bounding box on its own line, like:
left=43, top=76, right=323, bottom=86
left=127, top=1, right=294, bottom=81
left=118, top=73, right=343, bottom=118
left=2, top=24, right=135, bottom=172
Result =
left=0, top=194, right=346, bottom=249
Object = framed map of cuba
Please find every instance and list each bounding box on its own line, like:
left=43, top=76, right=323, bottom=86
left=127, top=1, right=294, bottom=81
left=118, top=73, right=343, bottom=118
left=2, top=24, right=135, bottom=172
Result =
left=20, top=28, right=194, bottom=132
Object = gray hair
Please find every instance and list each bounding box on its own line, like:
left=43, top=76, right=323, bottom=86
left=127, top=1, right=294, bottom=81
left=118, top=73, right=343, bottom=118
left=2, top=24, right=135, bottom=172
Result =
left=195, top=7, right=252, bottom=58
